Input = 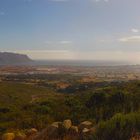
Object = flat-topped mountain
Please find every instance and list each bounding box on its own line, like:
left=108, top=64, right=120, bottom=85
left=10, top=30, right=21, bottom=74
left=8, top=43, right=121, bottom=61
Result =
left=0, top=52, right=32, bottom=65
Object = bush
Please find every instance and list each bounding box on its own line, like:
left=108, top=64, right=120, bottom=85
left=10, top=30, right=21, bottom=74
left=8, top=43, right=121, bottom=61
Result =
left=96, top=112, right=140, bottom=140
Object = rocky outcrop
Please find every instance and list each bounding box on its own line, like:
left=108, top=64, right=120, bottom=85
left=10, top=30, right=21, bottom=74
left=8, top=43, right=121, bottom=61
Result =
left=78, top=121, right=93, bottom=132
left=62, top=120, right=72, bottom=130
left=2, top=132, right=26, bottom=140
left=1, top=120, right=96, bottom=140
left=26, top=128, right=38, bottom=140
left=2, top=133, right=15, bottom=140
left=33, top=120, right=95, bottom=140
left=69, top=126, right=79, bottom=134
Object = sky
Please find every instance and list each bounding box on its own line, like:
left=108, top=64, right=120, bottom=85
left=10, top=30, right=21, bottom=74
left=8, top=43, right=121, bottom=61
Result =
left=0, top=0, right=140, bottom=62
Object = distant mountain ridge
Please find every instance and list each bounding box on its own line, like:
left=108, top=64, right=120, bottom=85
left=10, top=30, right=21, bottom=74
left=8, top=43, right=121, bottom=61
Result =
left=0, top=52, right=32, bottom=65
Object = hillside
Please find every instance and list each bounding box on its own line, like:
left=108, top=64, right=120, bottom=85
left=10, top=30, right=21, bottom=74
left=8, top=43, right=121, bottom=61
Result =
left=0, top=81, right=140, bottom=140
left=0, top=52, right=32, bottom=65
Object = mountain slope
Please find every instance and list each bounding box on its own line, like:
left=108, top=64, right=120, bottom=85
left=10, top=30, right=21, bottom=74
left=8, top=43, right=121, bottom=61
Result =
left=0, top=52, right=32, bottom=65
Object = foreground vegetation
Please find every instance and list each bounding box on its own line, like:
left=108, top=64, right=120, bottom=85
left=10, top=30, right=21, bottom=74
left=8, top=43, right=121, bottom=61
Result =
left=0, top=80, right=140, bottom=139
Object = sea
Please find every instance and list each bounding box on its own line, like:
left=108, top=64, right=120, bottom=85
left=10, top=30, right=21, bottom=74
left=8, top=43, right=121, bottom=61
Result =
left=32, top=60, right=132, bottom=67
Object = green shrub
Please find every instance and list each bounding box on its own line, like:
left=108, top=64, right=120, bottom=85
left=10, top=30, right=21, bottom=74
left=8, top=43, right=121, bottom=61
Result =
left=96, top=112, right=140, bottom=140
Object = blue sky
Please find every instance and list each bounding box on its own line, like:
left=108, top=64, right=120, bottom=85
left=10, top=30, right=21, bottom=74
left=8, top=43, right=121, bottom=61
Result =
left=0, top=0, right=140, bottom=62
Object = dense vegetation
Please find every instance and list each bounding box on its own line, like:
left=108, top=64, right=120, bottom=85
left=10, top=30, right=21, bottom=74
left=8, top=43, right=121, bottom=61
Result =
left=0, top=80, right=140, bottom=139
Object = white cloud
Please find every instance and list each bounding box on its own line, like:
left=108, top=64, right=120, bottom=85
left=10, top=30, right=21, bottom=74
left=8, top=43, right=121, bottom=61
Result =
left=44, top=40, right=73, bottom=46
left=131, top=28, right=139, bottom=33
left=59, top=41, right=73, bottom=44
left=98, top=38, right=115, bottom=43
left=119, top=36, right=140, bottom=42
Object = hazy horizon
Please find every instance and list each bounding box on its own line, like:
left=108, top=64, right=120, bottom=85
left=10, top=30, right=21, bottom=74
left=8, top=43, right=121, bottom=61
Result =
left=0, top=0, right=140, bottom=63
